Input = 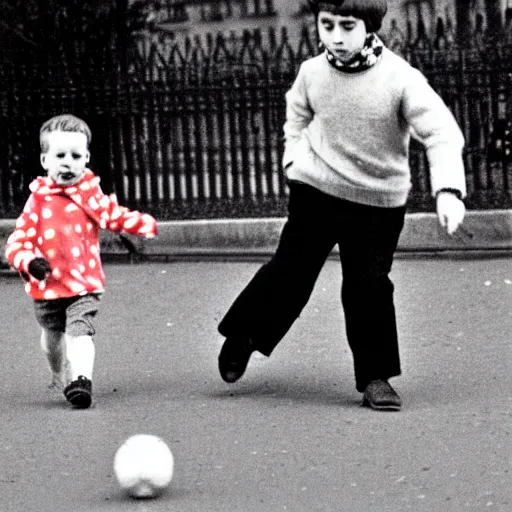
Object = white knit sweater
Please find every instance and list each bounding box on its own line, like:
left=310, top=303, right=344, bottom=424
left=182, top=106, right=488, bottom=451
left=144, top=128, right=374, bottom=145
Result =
left=283, top=48, right=466, bottom=207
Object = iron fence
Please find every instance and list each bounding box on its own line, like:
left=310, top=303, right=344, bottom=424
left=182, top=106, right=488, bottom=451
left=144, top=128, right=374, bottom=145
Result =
left=2, top=18, right=512, bottom=219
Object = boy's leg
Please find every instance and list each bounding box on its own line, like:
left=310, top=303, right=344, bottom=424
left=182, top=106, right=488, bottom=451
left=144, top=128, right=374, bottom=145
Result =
left=63, top=294, right=101, bottom=408
left=34, top=299, right=69, bottom=390
left=66, top=335, right=95, bottom=381
left=337, top=202, right=406, bottom=394
left=40, top=328, right=69, bottom=390
left=218, top=183, right=337, bottom=356
left=64, top=293, right=101, bottom=380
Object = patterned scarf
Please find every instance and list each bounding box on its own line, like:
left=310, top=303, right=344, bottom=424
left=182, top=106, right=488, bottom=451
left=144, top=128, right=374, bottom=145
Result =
left=325, top=33, right=384, bottom=73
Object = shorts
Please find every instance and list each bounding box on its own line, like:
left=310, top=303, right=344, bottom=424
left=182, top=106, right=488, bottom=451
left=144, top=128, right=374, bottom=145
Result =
left=33, top=293, right=102, bottom=337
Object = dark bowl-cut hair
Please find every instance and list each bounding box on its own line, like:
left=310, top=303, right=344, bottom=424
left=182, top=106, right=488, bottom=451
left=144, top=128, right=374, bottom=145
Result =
left=308, top=0, right=387, bottom=33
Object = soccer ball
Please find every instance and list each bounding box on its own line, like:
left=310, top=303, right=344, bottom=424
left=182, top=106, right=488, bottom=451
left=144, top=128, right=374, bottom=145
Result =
left=113, top=434, right=174, bottom=499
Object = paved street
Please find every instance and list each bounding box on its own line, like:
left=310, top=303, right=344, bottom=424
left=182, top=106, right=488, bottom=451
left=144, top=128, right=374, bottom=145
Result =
left=0, top=258, right=511, bottom=512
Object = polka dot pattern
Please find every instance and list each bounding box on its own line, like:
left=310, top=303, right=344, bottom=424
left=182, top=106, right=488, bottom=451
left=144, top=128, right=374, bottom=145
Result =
left=5, top=169, right=157, bottom=300
left=44, top=228, right=55, bottom=240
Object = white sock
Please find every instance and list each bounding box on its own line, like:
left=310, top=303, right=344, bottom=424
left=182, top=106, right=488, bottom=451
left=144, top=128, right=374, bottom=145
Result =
left=66, top=335, right=95, bottom=381
left=40, top=329, right=68, bottom=387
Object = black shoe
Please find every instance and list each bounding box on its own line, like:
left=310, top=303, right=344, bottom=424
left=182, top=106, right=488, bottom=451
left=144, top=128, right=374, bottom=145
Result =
left=362, top=379, right=401, bottom=411
left=64, top=375, right=92, bottom=409
left=218, top=336, right=254, bottom=383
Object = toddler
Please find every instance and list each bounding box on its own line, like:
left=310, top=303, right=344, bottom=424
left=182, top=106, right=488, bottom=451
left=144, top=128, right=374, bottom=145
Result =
left=5, top=114, right=157, bottom=408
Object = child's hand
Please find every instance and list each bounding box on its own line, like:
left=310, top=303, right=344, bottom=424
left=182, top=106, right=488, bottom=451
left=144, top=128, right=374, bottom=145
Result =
left=28, top=258, right=51, bottom=280
left=436, top=191, right=465, bottom=235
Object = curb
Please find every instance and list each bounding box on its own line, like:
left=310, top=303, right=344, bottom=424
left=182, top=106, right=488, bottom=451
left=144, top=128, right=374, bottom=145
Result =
left=1, top=210, right=512, bottom=265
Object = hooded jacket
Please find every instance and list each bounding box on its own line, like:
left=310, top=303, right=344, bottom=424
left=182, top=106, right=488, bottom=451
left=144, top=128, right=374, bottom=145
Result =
left=5, top=169, right=157, bottom=300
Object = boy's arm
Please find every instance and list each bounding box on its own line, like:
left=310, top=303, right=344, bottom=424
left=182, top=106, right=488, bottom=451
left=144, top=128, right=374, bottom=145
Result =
left=282, top=65, right=314, bottom=169
left=95, top=191, right=157, bottom=238
left=5, top=197, right=44, bottom=276
left=402, top=72, right=466, bottom=235
left=402, top=69, right=466, bottom=198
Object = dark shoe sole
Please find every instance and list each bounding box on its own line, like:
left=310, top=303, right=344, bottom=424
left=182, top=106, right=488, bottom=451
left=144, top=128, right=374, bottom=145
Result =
left=362, top=395, right=401, bottom=411
left=66, top=389, right=92, bottom=409
left=362, top=379, right=402, bottom=411
left=64, top=377, right=92, bottom=409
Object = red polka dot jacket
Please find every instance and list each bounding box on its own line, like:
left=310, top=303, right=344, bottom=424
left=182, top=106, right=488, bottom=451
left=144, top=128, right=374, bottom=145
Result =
left=5, top=169, right=157, bottom=300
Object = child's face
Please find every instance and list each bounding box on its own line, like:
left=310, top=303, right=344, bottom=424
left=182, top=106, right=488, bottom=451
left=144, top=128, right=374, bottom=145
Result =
left=317, top=12, right=367, bottom=63
left=40, top=131, right=90, bottom=186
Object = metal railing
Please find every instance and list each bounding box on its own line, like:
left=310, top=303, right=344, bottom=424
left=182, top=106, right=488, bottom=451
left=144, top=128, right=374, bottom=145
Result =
left=2, top=14, right=512, bottom=218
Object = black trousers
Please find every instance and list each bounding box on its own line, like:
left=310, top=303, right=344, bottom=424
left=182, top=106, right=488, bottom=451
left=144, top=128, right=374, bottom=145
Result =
left=218, top=182, right=406, bottom=392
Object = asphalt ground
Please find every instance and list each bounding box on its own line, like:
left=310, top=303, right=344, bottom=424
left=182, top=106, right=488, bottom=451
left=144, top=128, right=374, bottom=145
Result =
left=0, top=258, right=511, bottom=512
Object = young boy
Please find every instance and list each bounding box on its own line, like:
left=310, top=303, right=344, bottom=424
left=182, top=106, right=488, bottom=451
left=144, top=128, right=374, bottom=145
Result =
left=5, top=114, right=157, bottom=409
left=217, top=0, right=466, bottom=410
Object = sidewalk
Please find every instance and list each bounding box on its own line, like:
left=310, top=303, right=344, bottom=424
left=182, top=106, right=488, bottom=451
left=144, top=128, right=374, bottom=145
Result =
left=1, top=259, right=511, bottom=511
left=2, top=209, right=512, bottom=266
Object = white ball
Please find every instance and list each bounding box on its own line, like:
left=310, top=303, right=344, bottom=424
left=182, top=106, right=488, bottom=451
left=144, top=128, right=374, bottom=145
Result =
left=113, top=434, right=174, bottom=499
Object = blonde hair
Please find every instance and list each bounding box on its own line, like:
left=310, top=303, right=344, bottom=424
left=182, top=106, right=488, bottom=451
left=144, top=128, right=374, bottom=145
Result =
left=40, top=114, right=92, bottom=152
